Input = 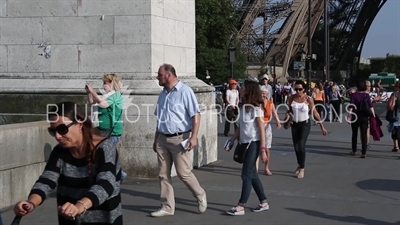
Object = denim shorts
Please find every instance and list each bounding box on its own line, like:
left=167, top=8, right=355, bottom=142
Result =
left=110, top=136, right=121, bottom=145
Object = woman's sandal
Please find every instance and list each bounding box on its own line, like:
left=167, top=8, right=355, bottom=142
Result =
left=265, top=169, right=272, bottom=176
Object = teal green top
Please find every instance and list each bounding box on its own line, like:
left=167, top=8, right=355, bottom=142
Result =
left=97, top=92, right=123, bottom=136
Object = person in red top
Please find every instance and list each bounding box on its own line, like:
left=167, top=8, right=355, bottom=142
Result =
left=256, top=86, right=281, bottom=175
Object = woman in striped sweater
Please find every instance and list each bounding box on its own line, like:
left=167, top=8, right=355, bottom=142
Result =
left=13, top=102, right=123, bottom=225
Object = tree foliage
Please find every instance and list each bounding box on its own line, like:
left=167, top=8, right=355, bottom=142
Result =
left=356, top=55, right=400, bottom=84
left=369, top=57, right=386, bottom=73
left=385, top=55, right=400, bottom=76
left=311, top=23, right=350, bottom=71
left=195, top=0, right=247, bottom=84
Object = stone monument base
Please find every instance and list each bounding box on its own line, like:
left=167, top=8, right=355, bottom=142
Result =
left=0, top=74, right=218, bottom=177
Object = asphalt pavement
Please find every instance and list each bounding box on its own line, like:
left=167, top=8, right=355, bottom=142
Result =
left=2, top=111, right=400, bottom=225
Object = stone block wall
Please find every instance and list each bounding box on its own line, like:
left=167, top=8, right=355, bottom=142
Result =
left=0, top=121, right=58, bottom=209
left=0, top=0, right=218, bottom=178
left=0, top=0, right=195, bottom=77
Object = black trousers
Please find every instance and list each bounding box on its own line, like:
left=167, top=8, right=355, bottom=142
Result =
left=351, top=116, right=369, bottom=154
left=291, top=119, right=311, bottom=168
left=330, top=100, right=341, bottom=120
left=314, top=100, right=324, bottom=120
left=224, top=106, right=238, bottom=135
left=392, top=127, right=400, bottom=149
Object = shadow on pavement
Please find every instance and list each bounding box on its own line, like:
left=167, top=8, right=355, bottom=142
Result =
left=267, top=170, right=298, bottom=178
left=286, top=208, right=400, bottom=225
left=198, top=164, right=295, bottom=178
left=275, top=143, right=399, bottom=160
left=197, top=164, right=241, bottom=177
left=121, top=188, right=232, bottom=214
left=275, top=136, right=394, bottom=148
left=275, top=144, right=348, bottom=157
left=218, top=133, right=228, bottom=137
left=356, top=179, right=400, bottom=192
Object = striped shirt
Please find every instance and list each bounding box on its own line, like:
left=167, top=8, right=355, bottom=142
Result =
left=30, top=138, right=122, bottom=225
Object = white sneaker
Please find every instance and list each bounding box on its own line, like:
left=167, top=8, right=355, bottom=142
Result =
left=150, top=209, right=174, bottom=217
left=252, top=204, right=269, bottom=212
left=226, top=207, right=245, bottom=216
left=198, top=194, right=207, bottom=213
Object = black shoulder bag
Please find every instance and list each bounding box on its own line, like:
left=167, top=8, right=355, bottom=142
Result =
left=233, top=142, right=251, bottom=164
left=386, top=93, right=398, bottom=122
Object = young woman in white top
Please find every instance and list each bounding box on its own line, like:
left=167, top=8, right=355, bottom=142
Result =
left=286, top=80, right=328, bottom=179
left=225, top=78, right=269, bottom=216
left=224, top=79, right=240, bottom=136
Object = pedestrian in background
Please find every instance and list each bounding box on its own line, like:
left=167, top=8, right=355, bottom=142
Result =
left=256, top=85, right=281, bottom=175
left=224, top=79, right=239, bottom=136
left=86, top=73, right=127, bottom=179
left=287, top=81, right=328, bottom=178
left=347, top=80, right=375, bottom=158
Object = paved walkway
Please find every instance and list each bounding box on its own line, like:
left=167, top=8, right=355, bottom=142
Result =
left=2, top=114, right=400, bottom=225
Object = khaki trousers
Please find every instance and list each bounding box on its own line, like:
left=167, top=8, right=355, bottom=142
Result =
left=156, top=132, right=205, bottom=213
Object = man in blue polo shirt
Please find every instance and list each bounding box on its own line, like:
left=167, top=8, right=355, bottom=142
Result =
left=151, top=63, right=207, bottom=217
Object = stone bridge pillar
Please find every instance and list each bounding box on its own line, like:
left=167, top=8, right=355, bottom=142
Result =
left=0, top=0, right=218, bottom=177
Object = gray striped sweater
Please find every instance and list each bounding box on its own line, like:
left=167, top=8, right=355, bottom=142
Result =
left=30, top=138, right=123, bottom=225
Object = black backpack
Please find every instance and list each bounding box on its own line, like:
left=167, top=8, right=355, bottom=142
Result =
left=359, top=93, right=373, bottom=117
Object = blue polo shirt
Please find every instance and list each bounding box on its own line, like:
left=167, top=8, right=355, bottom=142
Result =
left=154, top=81, right=200, bottom=134
left=324, top=86, right=331, bottom=99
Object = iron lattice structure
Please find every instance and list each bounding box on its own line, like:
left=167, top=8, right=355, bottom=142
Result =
left=327, top=0, right=387, bottom=72
left=235, top=0, right=387, bottom=80
left=234, top=0, right=293, bottom=64
left=265, top=0, right=325, bottom=79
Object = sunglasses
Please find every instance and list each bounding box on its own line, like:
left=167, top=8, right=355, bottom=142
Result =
left=48, top=122, right=76, bottom=137
left=295, top=88, right=304, bottom=92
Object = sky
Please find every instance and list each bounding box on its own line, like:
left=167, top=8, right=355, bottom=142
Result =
left=361, top=0, right=400, bottom=58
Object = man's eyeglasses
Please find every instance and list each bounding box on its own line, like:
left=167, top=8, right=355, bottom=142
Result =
left=295, top=88, right=303, bottom=92
left=48, top=122, right=75, bottom=137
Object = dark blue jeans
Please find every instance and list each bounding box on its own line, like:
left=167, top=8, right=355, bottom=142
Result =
left=291, top=119, right=311, bottom=168
left=238, top=141, right=268, bottom=206
left=0, top=212, right=3, bottom=225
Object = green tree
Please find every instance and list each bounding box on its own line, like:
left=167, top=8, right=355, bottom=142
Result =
left=196, top=0, right=247, bottom=84
left=385, top=55, right=400, bottom=77
left=357, top=63, right=371, bottom=81
left=369, top=57, right=386, bottom=73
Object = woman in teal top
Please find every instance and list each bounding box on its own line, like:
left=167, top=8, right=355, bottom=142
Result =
left=86, top=73, right=126, bottom=179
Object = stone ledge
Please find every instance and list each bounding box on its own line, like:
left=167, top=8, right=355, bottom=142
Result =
left=0, top=77, right=215, bottom=94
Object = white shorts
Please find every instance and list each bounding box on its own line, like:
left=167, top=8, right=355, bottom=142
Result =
left=264, top=123, right=272, bottom=149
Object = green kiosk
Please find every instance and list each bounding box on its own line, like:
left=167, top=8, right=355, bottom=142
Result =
left=368, top=72, right=397, bottom=88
